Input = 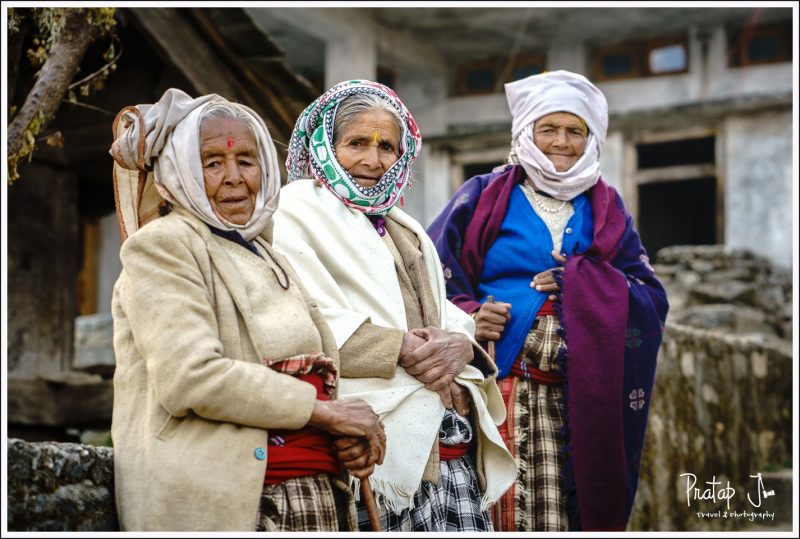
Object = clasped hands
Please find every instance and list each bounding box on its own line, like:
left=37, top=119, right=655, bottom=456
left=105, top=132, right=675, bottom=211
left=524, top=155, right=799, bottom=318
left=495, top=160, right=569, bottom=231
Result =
left=309, top=326, right=474, bottom=480
left=308, top=397, right=385, bottom=480
left=398, top=326, right=473, bottom=417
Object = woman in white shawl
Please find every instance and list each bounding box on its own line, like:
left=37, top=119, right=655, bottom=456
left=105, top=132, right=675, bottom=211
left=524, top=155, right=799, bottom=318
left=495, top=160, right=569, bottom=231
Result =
left=273, top=80, right=516, bottom=532
left=109, top=88, right=385, bottom=531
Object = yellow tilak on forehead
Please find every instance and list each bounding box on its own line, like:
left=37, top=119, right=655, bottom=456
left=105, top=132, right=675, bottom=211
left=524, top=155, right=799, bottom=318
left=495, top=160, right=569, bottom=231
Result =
left=371, top=130, right=379, bottom=142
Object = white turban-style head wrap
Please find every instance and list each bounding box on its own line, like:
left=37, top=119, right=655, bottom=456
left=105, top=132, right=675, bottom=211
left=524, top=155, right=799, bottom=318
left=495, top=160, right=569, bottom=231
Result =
left=505, top=70, right=608, bottom=201
left=110, top=88, right=281, bottom=241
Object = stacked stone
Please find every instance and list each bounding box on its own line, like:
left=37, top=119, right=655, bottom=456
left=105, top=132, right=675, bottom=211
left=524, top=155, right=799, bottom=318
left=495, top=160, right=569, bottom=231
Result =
left=652, top=245, right=792, bottom=341
left=627, top=245, right=793, bottom=532
left=7, top=438, right=118, bottom=531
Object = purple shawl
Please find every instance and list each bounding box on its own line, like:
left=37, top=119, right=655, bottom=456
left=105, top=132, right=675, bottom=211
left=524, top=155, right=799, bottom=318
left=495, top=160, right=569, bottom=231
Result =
left=427, top=165, right=668, bottom=530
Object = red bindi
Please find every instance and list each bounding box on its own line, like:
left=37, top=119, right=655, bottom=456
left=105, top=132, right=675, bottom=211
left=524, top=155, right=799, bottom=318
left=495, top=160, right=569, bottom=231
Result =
left=226, top=137, right=235, bottom=148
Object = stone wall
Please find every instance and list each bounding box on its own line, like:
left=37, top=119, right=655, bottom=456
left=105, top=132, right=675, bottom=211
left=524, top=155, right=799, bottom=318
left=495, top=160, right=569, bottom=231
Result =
left=629, top=322, right=793, bottom=531
left=628, top=245, right=793, bottom=531
left=654, top=245, right=792, bottom=339
left=7, top=439, right=117, bottom=531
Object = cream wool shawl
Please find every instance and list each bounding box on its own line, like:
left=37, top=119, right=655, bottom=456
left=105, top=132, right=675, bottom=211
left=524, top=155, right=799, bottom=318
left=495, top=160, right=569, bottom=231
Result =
left=110, top=88, right=280, bottom=241
left=273, top=179, right=516, bottom=513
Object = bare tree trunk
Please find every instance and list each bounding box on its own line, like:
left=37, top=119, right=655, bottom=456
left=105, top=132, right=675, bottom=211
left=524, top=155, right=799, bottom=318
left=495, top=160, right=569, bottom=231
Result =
left=7, top=9, right=101, bottom=176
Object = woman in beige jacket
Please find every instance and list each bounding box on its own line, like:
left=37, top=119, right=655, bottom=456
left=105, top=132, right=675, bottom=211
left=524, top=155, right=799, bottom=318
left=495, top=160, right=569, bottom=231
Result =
left=109, top=89, right=385, bottom=531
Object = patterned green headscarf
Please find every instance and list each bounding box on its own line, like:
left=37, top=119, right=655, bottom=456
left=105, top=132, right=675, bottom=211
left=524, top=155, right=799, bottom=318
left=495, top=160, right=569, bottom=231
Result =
left=286, top=80, right=422, bottom=216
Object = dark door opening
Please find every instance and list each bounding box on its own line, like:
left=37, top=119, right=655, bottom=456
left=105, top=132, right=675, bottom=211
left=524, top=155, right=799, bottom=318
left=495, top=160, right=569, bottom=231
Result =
left=637, top=177, right=717, bottom=256
left=463, top=162, right=503, bottom=182
left=636, top=136, right=715, bottom=169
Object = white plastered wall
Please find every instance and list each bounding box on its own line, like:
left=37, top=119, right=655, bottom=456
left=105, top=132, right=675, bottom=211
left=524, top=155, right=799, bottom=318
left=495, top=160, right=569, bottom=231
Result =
left=722, top=110, right=793, bottom=270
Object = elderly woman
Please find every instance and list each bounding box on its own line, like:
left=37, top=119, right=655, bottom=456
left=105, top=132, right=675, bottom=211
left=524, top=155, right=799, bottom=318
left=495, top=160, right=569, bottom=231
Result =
left=109, top=88, right=385, bottom=531
left=427, top=71, right=669, bottom=531
left=272, top=80, right=516, bottom=532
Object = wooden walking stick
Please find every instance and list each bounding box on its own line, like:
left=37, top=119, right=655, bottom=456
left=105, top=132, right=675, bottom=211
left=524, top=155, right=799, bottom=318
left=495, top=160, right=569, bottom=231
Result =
left=485, top=295, right=506, bottom=530
left=360, top=479, right=382, bottom=531
left=486, top=295, right=496, bottom=362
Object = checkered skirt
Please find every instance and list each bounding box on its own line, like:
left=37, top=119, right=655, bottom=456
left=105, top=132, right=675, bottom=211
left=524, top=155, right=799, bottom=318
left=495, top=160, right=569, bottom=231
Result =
left=255, top=473, right=356, bottom=531
left=356, top=411, right=492, bottom=532
left=356, top=454, right=492, bottom=532
left=494, top=314, right=569, bottom=531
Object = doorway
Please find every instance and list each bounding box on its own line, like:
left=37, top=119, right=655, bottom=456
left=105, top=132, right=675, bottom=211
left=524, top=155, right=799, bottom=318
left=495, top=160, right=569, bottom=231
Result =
left=637, top=177, right=717, bottom=256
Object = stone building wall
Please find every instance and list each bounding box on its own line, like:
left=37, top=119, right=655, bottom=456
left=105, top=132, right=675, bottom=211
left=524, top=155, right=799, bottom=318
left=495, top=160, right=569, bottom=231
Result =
left=723, top=110, right=794, bottom=271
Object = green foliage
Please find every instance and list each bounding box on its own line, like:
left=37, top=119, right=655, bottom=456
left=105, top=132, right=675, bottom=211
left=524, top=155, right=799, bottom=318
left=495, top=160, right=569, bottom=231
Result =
left=7, top=8, right=118, bottom=184
left=84, top=430, right=113, bottom=447
left=8, top=7, right=23, bottom=34
left=762, top=461, right=792, bottom=472
left=8, top=110, right=45, bottom=183
left=86, top=7, right=117, bottom=33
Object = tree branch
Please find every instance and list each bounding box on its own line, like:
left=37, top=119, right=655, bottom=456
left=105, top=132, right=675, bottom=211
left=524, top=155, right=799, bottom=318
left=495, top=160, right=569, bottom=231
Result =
left=67, top=36, right=122, bottom=91
left=7, top=9, right=102, bottom=182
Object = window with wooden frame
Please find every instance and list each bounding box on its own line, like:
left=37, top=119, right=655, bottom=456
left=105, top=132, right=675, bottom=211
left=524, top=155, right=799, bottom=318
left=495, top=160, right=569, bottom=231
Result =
left=457, top=58, right=501, bottom=96
left=593, top=42, right=641, bottom=81
left=645, top=36, right=689, bottom=76
left=728, top=22, right=792, bottom=67
left=592, top=35, right=688, bottom=82
left=456, top=53, right=545, bottom=96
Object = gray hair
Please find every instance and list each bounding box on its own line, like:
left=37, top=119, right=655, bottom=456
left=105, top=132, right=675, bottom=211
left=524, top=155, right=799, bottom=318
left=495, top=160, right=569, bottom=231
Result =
left=199, top=101, right=261, bottom=151
left=332, top=93, right=404, bottom=147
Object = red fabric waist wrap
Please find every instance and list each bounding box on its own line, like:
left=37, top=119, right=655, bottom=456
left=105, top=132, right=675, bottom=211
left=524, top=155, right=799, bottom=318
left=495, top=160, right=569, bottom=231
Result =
left=537, top=298, right=556, bottom=316
left=264, top=373, right=341, bottom=484
left=438, top=441, right=471, bottom=461
left=509, top=359, right=564, bottom=384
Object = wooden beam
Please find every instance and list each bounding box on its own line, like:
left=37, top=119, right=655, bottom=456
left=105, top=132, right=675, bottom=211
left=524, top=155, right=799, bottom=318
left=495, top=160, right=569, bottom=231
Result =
left=8, top=376, right=114, bottom=427
left=76, top=219, right=100, bottom=316
left=128, top=8, right=240, bottom=100
left=632, top=163, right=717, bottom=184
left=187, top=9, right=296, bottom=139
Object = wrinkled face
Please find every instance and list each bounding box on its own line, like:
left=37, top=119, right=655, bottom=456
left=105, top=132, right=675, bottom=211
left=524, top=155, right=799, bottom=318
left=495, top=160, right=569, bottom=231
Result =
left=334, top=109, right=400, bottom=188
left=533, top=111, right=588, bottom=172
left=200, top=117, right=261, bottom=226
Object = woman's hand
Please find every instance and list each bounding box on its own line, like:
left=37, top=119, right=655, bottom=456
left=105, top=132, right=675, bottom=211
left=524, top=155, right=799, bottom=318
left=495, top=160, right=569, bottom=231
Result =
left=530, top=250, right=568, bottom=301
left=333, top=436, right=379, bottom=479
left=398, top=327, right=472, bottom=391
left=436, top=381, right=471, bottom=416
left=307, top=398, right=386, bottom=476
left=474, top=301, right=512, bottom=341
left=400, top=330, right=427, bottom=360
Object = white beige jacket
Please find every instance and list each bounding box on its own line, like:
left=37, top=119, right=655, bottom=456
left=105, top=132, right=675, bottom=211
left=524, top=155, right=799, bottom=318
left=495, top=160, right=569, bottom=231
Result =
left=111, top=207, right=339, bottom=530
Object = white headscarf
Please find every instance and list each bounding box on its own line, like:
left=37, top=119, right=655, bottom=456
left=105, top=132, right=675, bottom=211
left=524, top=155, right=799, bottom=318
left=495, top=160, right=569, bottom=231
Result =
left=110, top=88, right=281, bottom=241
left=505, top=70, right=608, bottom=201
